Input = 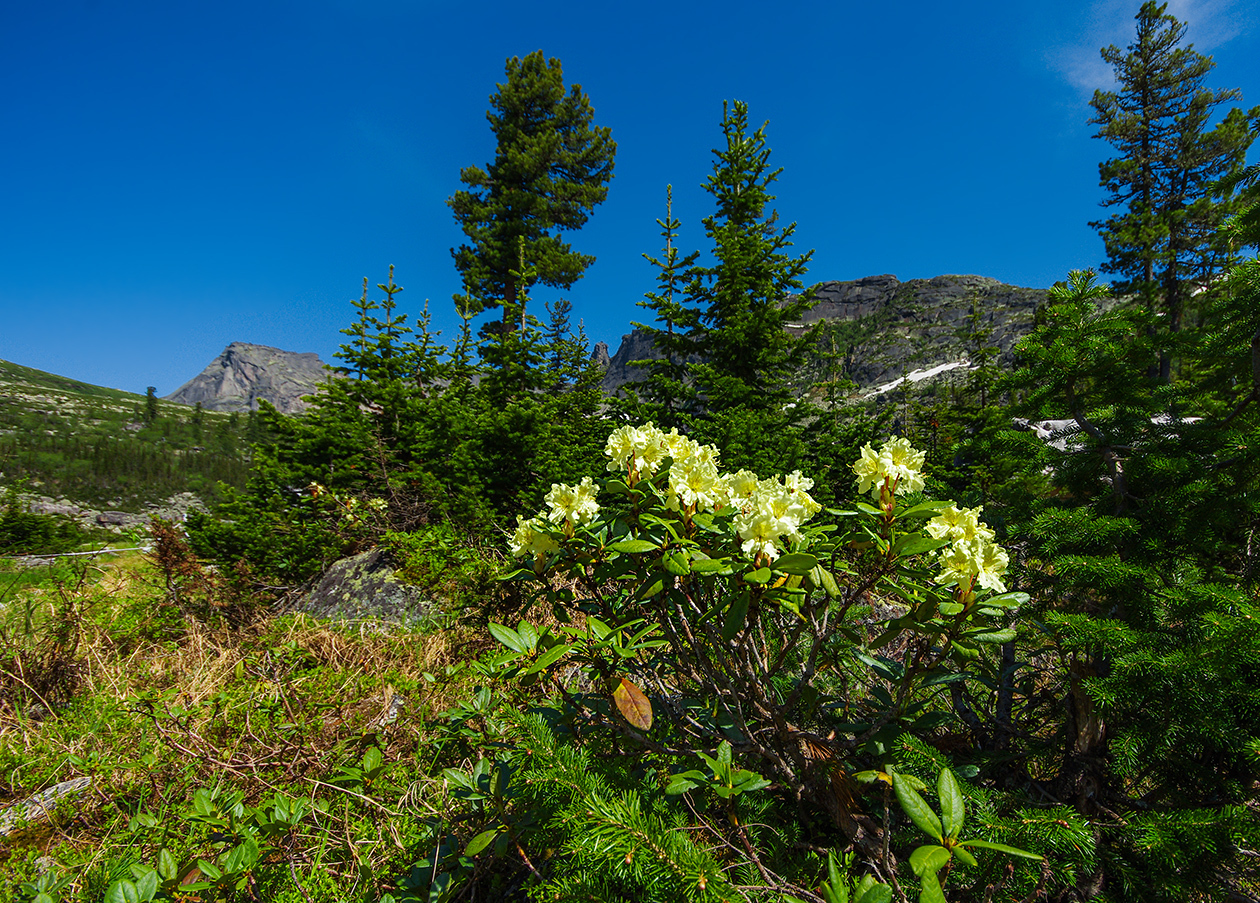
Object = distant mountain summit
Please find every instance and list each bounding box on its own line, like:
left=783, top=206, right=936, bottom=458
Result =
left=165, top=342, right=332, bottom=414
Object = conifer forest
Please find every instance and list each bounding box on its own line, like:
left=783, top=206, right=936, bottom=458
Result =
left=4, top=6, right=1260, bottom=902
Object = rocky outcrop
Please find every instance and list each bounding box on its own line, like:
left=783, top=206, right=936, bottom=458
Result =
left=165, top=343, right=332, bottom=414
left=286, top=549, right=434, bottom=624
left=597, top=274, right=1049, bottom=397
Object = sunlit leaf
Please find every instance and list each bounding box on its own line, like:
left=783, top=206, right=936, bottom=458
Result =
left=465, top=826, right=501, bottom=856
left=609, top=539, right=658, bottom=553
left=773, top=552, right=819, bottom=575
left=959, top=839, right=1043, bottom=860
left=488, top=622, right=528, bottom=653
left=920, top=869, right=947, bottom=903
left=909, top=844, right=951, bottom=877
left=938, top=769, right=965, bottom=839
left=893, top=773, right=942, bottom=841
left=613, top=678, right=653, bottom=730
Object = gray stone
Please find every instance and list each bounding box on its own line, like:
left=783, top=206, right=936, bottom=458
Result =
left=287, top=549, right=433, bottom=624
left=165, top=342, right=337, bottom=414
left=600, top=273, right=1050, bottom=397
left=0, top=776, right=93, bottom=837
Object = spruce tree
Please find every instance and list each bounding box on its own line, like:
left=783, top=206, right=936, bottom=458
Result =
left=1000, top=270, right=1260, bottom=900
left=449, top=51, right=616, bottom=328
left=1089, top=1, right=1259, bottom=379
left=628, top=185, right=701, bottom=420
left=687, top=100, right=816, bottom=412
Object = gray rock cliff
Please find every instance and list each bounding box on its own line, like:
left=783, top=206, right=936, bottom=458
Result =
left=165, top=342, right=333, bottom=414
left=598, top=274, right=1048, bottom=397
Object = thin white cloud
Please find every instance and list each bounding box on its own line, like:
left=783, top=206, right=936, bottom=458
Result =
left=1048, top=0, right=1255, bottom=96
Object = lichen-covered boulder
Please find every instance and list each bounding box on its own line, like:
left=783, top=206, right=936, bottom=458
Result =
left=289, top=549, right=433, bottom=624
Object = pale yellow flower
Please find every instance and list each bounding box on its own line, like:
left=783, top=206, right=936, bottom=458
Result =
left=544, top=476, right=600, bottom=527
left=926, top=505, right=995, bottom=544
left=604, top=423, right=671, bottom=475
left=670, top=457, right=725, bottom=512
left=509, top=515, right=560, bottom=559
left=935, top=535, right=1009, bottom=593
left=852, top=438, right=926, bottom=499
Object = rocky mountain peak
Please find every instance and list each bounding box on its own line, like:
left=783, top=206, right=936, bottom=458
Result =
left=165, top=342, right=333, bottom=414
left=599, top=274, right=1049, bottom=396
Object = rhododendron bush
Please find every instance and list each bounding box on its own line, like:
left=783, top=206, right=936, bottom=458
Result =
left=496, top=423, right=1029, bottom=833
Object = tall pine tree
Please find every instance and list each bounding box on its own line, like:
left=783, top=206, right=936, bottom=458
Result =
left=448, top=51, right=616, bottom=328
left=1089, top=1, right=1258, bottom=380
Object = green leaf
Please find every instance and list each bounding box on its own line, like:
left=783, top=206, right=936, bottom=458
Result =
left=487, top=622, right=528, bottom=653
left=134, top=869, right=159, bottom=901
left=855, top=650, right=904, bottom=682
left=691, top=557, right=732, bottom=575
left=722, top=591, right=751, bottom=642
left=892, top=535, right=947, bottom=558
left=221, top=837, right=259, bottom=873
left=824, top=851, right=845, bottom=903
left=773, top=552, right=819, bottom=575
left=465, top=826, right=501, bottom=856
left=980, top=591, right=1030, bottom=608
left=808, top=564, right=842, bottom=598
left=103, top=881, right=134, bottom=903
left=909, top=844, right=951, bottom=877
left=362, top=745, right=383, bottom=775
left=524, top=643, right=572, bottom=674
left=744, top=566, right=772, bottom=584
left=854, top=882, right=893, bottom=903
left=893, top=773, right=942, bottom=841
left=959, top=839, right=1043, bottom=860
left=665, top=771, right=706, bottom=795
left=953, top=844, right=978, bottom=867
left=937, top=769, right=965, bottom=839
left=609, top=539, right=658, bottom=554
left=950, top=640, right=981, bottom=660
left=157, top=848, right=177, bottom=881
left=919, top=869, right=947, bottom=903
left=898, top=499, right=954, bottom=518
left=663, top=552, right=691, bottom=575
left=965, top=627, right=1018, bottom=644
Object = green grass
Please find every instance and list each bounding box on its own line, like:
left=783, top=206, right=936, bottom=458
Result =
left=0, top=550, right=481, bottom=902
left=0, top=358, right=252, bottom=512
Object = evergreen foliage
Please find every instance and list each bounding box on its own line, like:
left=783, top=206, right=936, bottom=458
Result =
left=1089, top=1, right=1259, bottom=378
left=630, top=101, right=823, bottom=478
left=449, top=51, right=616, bottom=326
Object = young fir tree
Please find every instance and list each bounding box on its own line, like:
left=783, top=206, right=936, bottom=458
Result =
left=627, top=185, right=701, bottom=422
left=1000, top=270, right=1260, bottom=901
left=1089, top=1, right=1259, bottom=380
left=449, top=51, right=616, bottom=329
left=688, top=101, right=816, bottom=413
left=632, top=102, right=818, bottom=476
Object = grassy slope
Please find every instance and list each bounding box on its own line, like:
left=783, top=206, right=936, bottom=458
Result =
left=0, top=549, right=484, bottom=900
left=0, top=359, right=251, bottom=511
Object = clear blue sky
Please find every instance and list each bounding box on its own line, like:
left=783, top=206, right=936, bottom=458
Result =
left=1, top=0, right=1257, bottom=395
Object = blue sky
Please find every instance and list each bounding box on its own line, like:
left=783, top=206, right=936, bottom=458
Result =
left=1, top=0, right=1257, bottom=395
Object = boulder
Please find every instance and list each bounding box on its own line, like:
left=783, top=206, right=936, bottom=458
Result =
left=288, top=549, right=433, bottom=624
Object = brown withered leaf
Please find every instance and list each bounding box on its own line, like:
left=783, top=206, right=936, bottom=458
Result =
left=612, top=677, right=653, bottom=730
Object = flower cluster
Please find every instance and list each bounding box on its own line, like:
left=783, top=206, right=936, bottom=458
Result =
left=508, top=423, right=826, bottom=563
left=544, top=476, right=600, bottom=528
left=852, top=437, right=926, bottom=499
left=926, top=505, right=1009, bottom=593
left=731, top=471, right=823, bottom=561
left=509, top=515, right=560, bottom=560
